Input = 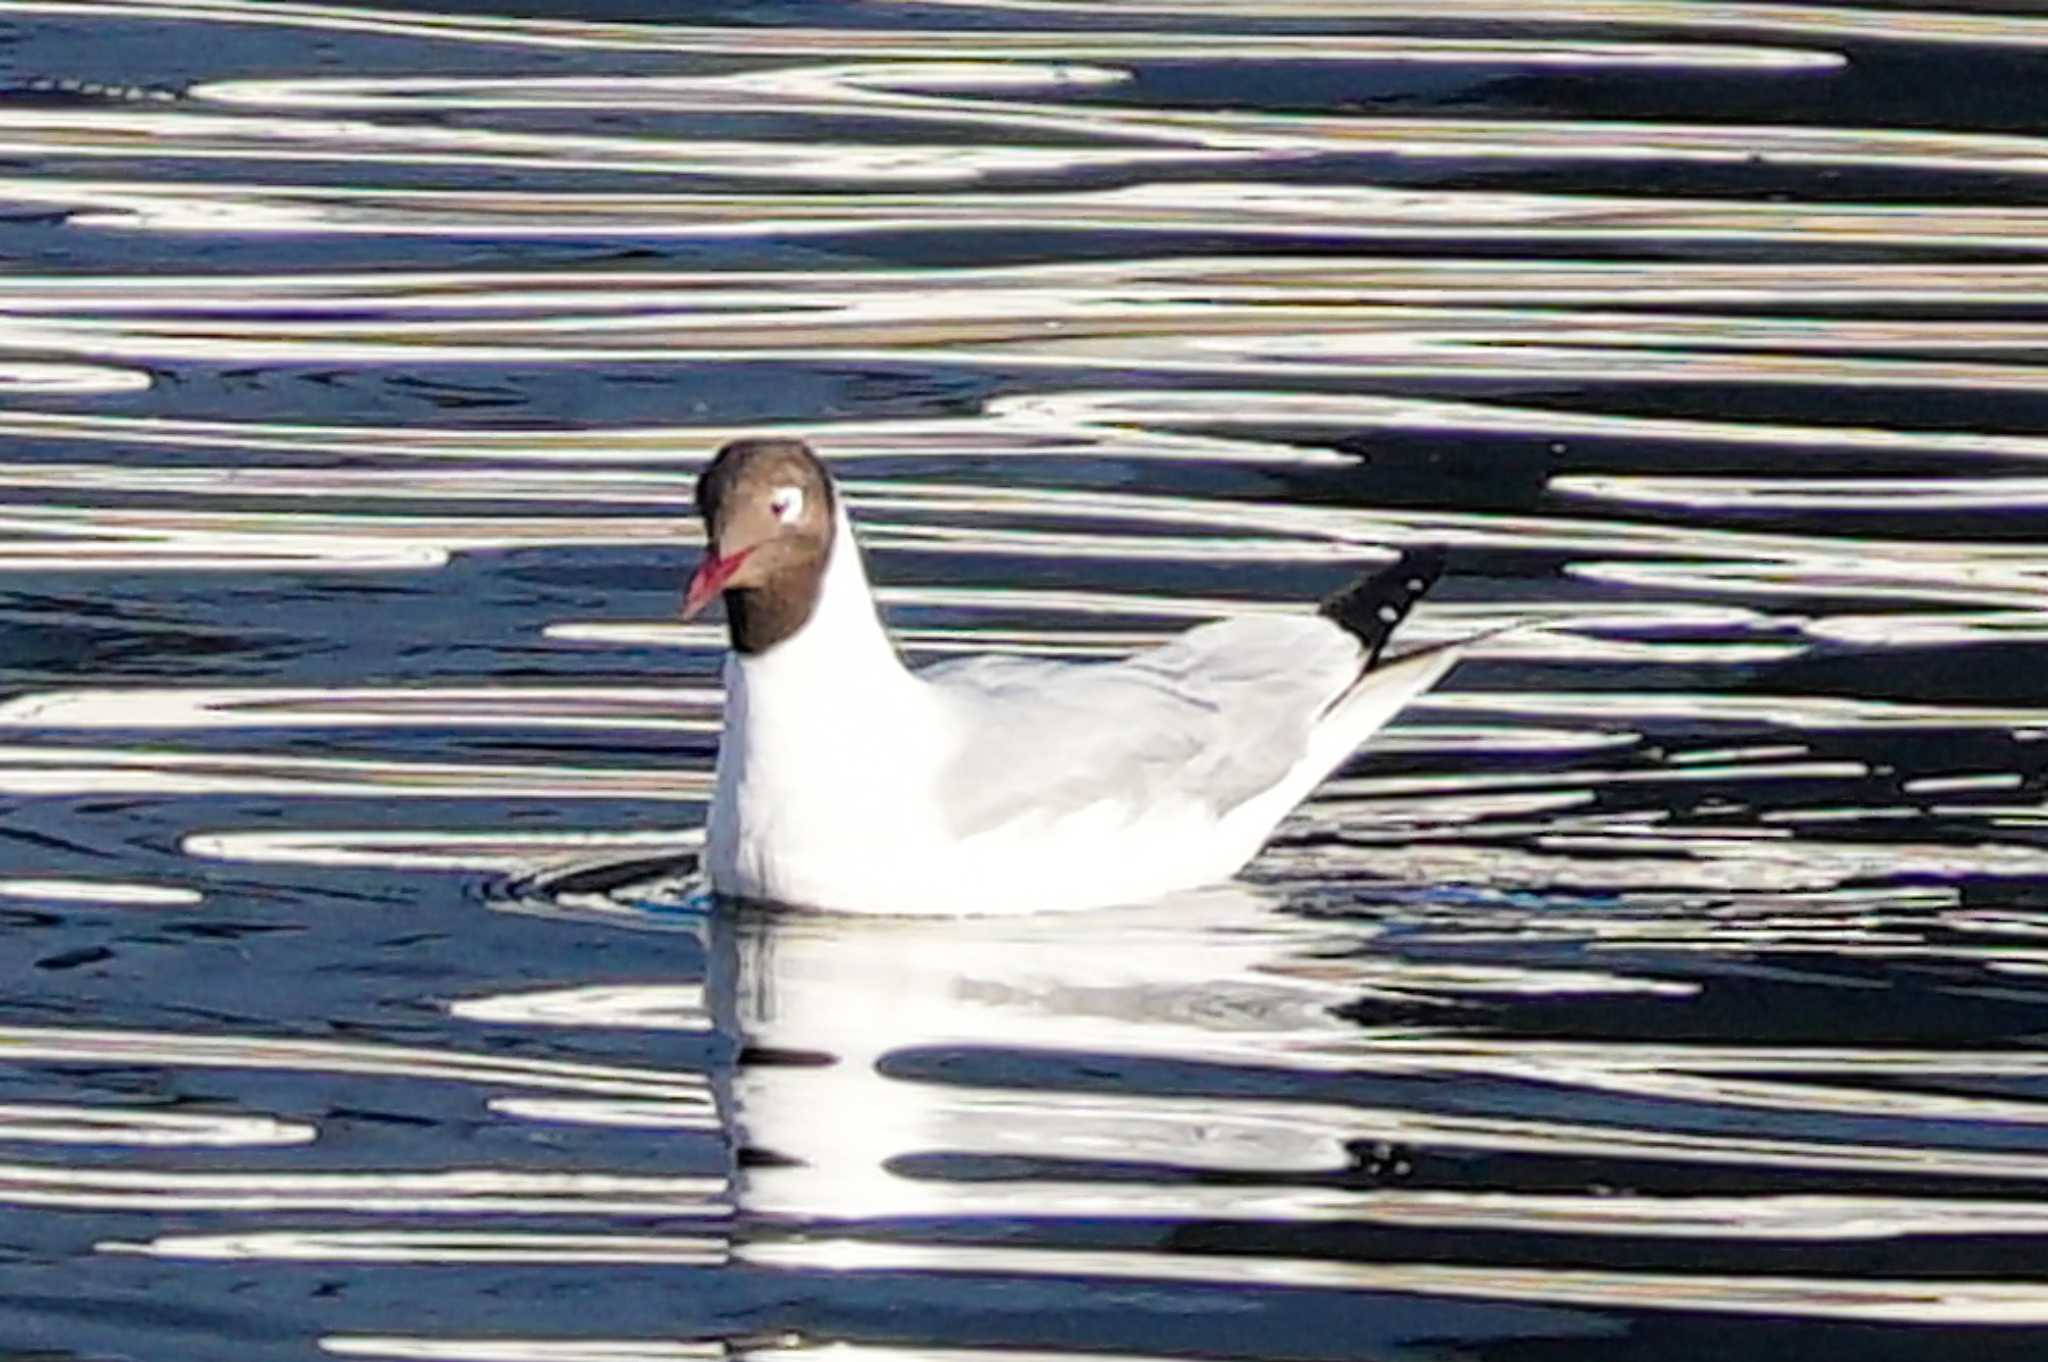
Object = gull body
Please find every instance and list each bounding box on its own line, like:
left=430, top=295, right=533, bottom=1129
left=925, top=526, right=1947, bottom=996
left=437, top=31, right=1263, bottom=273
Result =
left=686, top=438, right=1464, bottom=916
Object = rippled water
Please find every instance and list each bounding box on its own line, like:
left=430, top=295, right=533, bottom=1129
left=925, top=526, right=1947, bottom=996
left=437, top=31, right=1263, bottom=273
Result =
left=7, top=0, right=2048, bottom=1356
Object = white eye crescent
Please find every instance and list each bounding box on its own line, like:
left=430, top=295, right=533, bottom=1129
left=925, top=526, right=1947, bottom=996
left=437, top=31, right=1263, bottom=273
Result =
left=769, top=485, right=805, bottom=524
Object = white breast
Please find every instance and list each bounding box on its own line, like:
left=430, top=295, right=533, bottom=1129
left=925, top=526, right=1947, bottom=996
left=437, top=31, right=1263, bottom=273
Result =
left=704, top=507, right=959, bottom=909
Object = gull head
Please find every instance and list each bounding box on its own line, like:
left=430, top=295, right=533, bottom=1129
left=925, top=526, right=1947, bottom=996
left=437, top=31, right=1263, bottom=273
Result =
left=684, top=437, right=839, bottom=654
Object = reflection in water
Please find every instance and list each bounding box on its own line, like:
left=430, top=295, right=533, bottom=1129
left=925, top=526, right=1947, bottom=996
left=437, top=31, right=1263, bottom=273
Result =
left=0, top=877, right=199, bottom=905
left=741, top=1239, right=2048, bottom=1325
left=54, top=878, right=2019, bottom=1327
left=322, top=1344, right=1163, bottom=1362
left=323, top=1343, right=729, bottom=1362
left=1, top=0, right=2047, bottom=1356
left=450, top=983, right=709, bottom=1031
left=0, top=1023, right=715, bottom=1099
left=0, top=1105, right=310, bottom=1146
left=700, top=892, right=2048, bottom=1322
left=714, top=890, right=2048, bottom=1199
left=106, top=1229, right=731, bottom=1263
left=0, top=1164, right=726, bottom=1214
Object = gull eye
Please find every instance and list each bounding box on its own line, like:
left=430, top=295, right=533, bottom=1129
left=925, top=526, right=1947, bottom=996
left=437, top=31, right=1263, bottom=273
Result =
left=769, top=485, right=804, bottom=525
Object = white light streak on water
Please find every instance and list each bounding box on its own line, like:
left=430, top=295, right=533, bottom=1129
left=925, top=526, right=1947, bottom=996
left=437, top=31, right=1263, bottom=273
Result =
left=4, top=0, right=2048, bottom=1354
left=737, top=1239, right=2048, bottom=1325
left=0, top=879, right=200, bottom=905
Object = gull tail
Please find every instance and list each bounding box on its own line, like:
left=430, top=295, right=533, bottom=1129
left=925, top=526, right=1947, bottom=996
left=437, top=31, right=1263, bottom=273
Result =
left=1319, top=545, right=1447, bottom=668
left=1312, top=544, right=1458, bottom=750
left=1223, top=547, right=1476, bottom=850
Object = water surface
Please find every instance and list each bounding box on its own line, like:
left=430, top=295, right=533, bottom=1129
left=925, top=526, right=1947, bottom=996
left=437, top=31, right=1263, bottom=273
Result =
left=3, top=0, right=2048, bottom=1357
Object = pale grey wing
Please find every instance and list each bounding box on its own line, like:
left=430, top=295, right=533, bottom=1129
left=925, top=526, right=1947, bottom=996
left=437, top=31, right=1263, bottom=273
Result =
left=918, top=615, right=1365, bottom=837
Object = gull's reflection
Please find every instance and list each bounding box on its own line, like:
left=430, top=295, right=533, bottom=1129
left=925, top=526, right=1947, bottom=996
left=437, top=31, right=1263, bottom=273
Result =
left=712, top=885, right=1622, bottom=1219
left=719, top=887, right=1389, bottom=1219
left=701, top=873, right=2048, bottom=1233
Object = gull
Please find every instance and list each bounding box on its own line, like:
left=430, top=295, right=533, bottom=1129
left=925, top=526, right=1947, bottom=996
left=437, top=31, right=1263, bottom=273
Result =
left=682, top=437, right=1466, bottom=915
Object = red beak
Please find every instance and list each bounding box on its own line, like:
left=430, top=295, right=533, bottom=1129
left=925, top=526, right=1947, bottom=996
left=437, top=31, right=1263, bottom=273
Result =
left=682, top=546, right=754, bottom=621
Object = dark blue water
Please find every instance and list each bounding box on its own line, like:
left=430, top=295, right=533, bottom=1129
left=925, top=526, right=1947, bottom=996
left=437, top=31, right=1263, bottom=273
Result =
left=2, top=0, right=2048, bottom=1357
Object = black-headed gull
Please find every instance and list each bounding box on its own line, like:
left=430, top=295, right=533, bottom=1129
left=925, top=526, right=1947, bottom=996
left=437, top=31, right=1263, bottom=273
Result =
left=683, top=436, right=1463, bottom=915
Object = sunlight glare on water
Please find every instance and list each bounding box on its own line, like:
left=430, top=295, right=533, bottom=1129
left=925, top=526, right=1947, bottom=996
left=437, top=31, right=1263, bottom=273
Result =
left=0, top=0, right=2047, bottom=1357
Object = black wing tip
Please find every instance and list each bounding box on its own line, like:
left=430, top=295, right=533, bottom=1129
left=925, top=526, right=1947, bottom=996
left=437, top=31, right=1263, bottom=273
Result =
left=1319, top=545, right=1447, bottom=667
